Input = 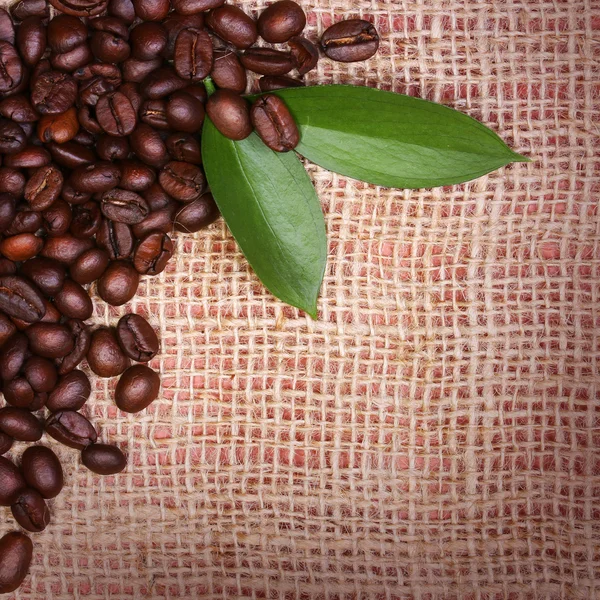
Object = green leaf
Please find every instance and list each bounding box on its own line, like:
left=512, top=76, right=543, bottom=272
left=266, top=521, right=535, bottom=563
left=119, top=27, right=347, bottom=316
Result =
left=270, top=85, right=528, bottom=189
left=202, top=119, right=327, bottom=319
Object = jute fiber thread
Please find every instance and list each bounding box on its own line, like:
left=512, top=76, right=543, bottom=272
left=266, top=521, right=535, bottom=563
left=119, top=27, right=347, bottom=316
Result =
left=2, top=0, right=599, bottom=598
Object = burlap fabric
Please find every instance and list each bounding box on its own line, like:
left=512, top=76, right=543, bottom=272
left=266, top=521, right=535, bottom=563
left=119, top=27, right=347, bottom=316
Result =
left=2, top=0, right=598, bottom=598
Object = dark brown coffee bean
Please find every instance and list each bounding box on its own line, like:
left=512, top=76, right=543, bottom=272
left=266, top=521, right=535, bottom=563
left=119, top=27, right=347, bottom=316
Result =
left=211, top=49, right=247, bottom=94
left=130, top=124, right=168, bottom=168
left=321, top=19, right=379, bottom=62
left=87, top=326, right=129, bottom=377
left=95, top=91, right=137, bottom=137
left=24, top=164, right=63, bottom=211
left=116, top=313, right=158, bottom=362
left=0, top=119, right=26, bottom=155
left=132, top=0, right=169, bottom=21
left=0, top=193, right=16, bottom=232
left=41, top=234, right=94, bottom=265
left=115, top=364, right=160, bottom=413
left=0, top=10, right=13, bottom=43
left=122, top=56, right=162, bottom=83
left=0, top=41, right=24, bottom=94
left=53, top=279, right=93, bottom=320
left=0, top=332, right=28, bottom=380
left=258, top=0, right=305, bottom=44
left=133, top=231, right=173, bottom=275
left=206, top=6, right=257, bottom=50
left=172, top=0, right=223, bottom=15
left=56, top=318, right=90, bottom=374
left=96, top=219, right=133, bottom=260
left=0, top=95, right=38, bottom=122
left=48, top=0, right=108, bottom=17
left=16, top=16, right=47, bottom=68
left=206, top=89, right=252, bottom=141
left=0, top=432, right=12, bottom=455
left=11, top=488, right=50, bottom=532
left=48, top=141, right=95, bottom=170
left=46, top=370, right=90, bottom=412
left=21, top=257, right=65, bottom=296
left=118, top=161, right=156, bottom=192
left=166, top=91, right=205, bottom=133
left=174, top=28, right=213, bottom=82
left=22, top=446, right=63, bottom=499
left=70, top=248, right=109, bottom=284
left=107, top=0, right=135, bottom=24
left=3, top=377, right=41, bottom=410
left=97, top=260, right=139, bottom=306
left=0, top=311, right=16, bottom=347
left=0, top=258, right=16, bottom=276
left=100, top=188, right=149, bottom=225
left=159, top=161, right=205, bottom=202
left=140, top=98, right=168, bottom=129
left=240, top=47, right=294, bottom=76
left=61, top=181, right=91, bottom=205
left=163, top=12, right=204, bottom=60
left=0, top=169, right=25, bottom=198
left=31, top=70, right=77, bottom=115
left=12, top=0, right=49, bottom=20
left=0, top=275, right=45, bottom=323
left=39, top=300, right=62, bottom=325
left=0, top=456, right=26, bottom=506
left=73, top=62, right=122, bottom=86
left=258, top=75, right=305, bottom=92
left=90, top=30, right=130, bottom=64
left=0, top=531, right=32, bottom=594
left=90, top=15, right=129, bottom=38
left=50, top=42, right=93, bottom=72
left=140, top=66, right=188, bottom=100
left=166, top=133, right=202, bottom=165
left=96, top=135, right=130, bottom=162
left=0, top=233, right=43, bottom=261
left=25, top=322, right=75, bottom=359
left=79, top=76, right=116, bottom=108
left=70, top=162, right=121, bottom=193
left=47, top=14, right=87, bottom=54
left=129, top=22, right=166, bottom=61
left=77, top=104, right=102, bottom=135
left=289, top=36, right=319, bottom=75
left=0, top=407, right=43, bottom=442
left=37, top=108, right=80, bottom=145
left=45, top=409, right=97, bottom=449
left=81, top=443, right=127, bottom=474
left=174, top=193, right=219, bottom=233
left=4, top=145, right=51, bottom=168
left=132, top=205, right=176, bottom=239
left=143, top=182, right=173, bottom=211
left=42, top=198, right=73, bottom=237
left=251, top=94, right=299, bottom=152
left=22, top=356, right=58, bottom=393
left=70, top=201, right=102, bottom=238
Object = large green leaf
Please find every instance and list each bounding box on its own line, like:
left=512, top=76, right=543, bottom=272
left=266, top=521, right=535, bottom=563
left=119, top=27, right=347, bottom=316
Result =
left=271, top=85, right=528, bottom=189
left=202, top=119, right=327, bottom=318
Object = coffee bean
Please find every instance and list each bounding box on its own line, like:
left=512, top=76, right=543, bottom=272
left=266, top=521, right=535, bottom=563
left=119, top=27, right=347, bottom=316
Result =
left=31, top=70, right=77, bottom=115
left=61, top=181, right=91, bottom=205
left=116, top=313, right=158, bottom=362
left=0, top=456, right=26, bottom=506
left=48, top=0, right=108, bottom=17
left=166, top=133, right=202, bottom=165
left=79, top=76, right=116, bottom=108
left=97, top=260, right=139, bottom=306
left=22, top=356, right=58, bottom=393
left=56, top=318, right=91, bottom=374
left=96, top=91, right=137, bottom=136
left=2, top=377, right=37, bottom=410
left=87, top=326, right=130, bottom=377
left=140, top=98, right=169, bottom=129
left=258, top=75, right=304, bottom=92
left=0, top=233, right=43, bottom=261
left=0, top=41, right=24, bottom=94
left=107, top=0, right=135, bottom=24
left=0, top=258, right=16, bottom=276
left=16, top=16, right=47, bottom=68
left=4, top=145, right=51, bottom=168
left=0, top=193, right=17, bottom=232
left=163, top=12, right=205, bottom=60
left=289, top=36, right=319, bottom=75
left=96, top=135, right=130, bottom=162
left=131, top=0, right=169, bottom=22
left=174, top=28, right=213, bottom=82
left=41, top=234, right=94, bottom=265
left=119, top=160, right=156, bottom=192
left=206, top=89, right=252, bottom=141
left=70, top=162, right=121, bottom=193
left=0, top=118, right=27, bottom=155
left=81, top=443, right=127, bottom=474
left=49, top=142, right=94, bottom=171
left=206, top=6, right=257, bottom=50
left=0, top=531, right=32, bottom=594
left=70, top=247, right=109, bottom=284
left=0, top=95, right=38, bottom=122
left=77, top=104, right=101, bottom=134
left=321, top=19, right=380, bottom=62
left=143, top=182, right=173, bottom=211
left=50, top=42, right=94, bottom=72
left=70, top=201, right=102, bottom=238
left=100, top=188, right=149, bottom=225
left=0, top=10, right=13, bottom=45
left=47, top=14, right=87, bottom=54
left=45, top=409, right=97, bottom=449
left=24, top=164, right=64, bottom=211
left=73, top=62, right=122, bottom=86
left=20, top=257, right=66, bottom=296
left=47, top=369, right=91, bottom=412
left=0, top=332, right=28, bottom=380
left=159, top=161, right=205, bottom=202
left=12, top=0, right=49, bottom=20
left=172, top=0, right=223, bottom=15
left=90, top=31, right=130, bottom=65
left=22, top=446, right=64, bottom=499
left=122, top=56, right=162, bottom=83
left=38, top=108, right=80, bottom=145
left=133, top=231, right=173, bottom=275
left=129, top=124, right=169, bottom=168
left=96, top=219, right=134, bottom=260
left=258, top=0, right=306, bottom=44
left=0, top=169, right=25, bottom=197
left=11, top=488, right=51, bottom=532
left=251, top=94, right=300, bottom=152
left=7, top=210, right=41, bottom=237
left=25, top=322, right=74, bottom=359
left=0, top=407, right=43, bottom=442
left=0, top=431, right=13, bottom=455
left=39, top=300, right=62, bottom=325
left=43, top=198, right=73, bottom=237
left=140, top=66, right=188, bottom=100
left=53, top=278, right=93, bottom=320
left=166, top=91, right=205, bottom=133
left=211, top=50, right=247, bottom=94
left=130, top=22, right=167, bottom=61
left=174, top=193, right=219, bottom=233
left=0, top=275, right=45, bottom=323
left=115, top=364, right=160, bottom=413
left=132, top=205, right=177, bottom=239
left=240, top=47, right=294, bottom=76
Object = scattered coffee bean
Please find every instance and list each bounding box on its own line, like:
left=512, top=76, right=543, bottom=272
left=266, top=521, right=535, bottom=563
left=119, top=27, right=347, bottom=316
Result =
left=115, top=364, right=160, bottom=413
left=116, top=313, right=159, bottom=362
left=288, top=36, right=319, bottom=75
left=0, top=456, right=26, bottom=506
left=47, top=369, right=91, bottom=412
left=53, top=278, right=94, bottom=320
left=87, top=326, right=130, bottom=377
left=206, top=89, right=252, bottom=141
left=211, top=49, right=247, bottom=94
left=206, top=5, right=257, bottom=49
left=45, top=410, right=98, bottom=450
left=174, top=193, right=219, bottom=233
left=81, top=443, right=127, bottom=474
left=0, top=407, right=43, bottom=442
left=174, top=27, right=213, bottom=81
left=240, top=47, right=295, bottom=76
left=0, top=275, right=45, bottom=323
left=321, top=19, right=380, bottom=63
left=25, top=322, right=75, bottom=358
left=97, top=260, right=139, bottom=306
left=251, top=94, right=299, bottom=152
left=0, top=531, right=32, bottom=594
left=70, top=247, right=109, bottom=284
left=257, top=0, right=306, bottom=44
left=11, top=488, right=51, bottom=532
left=0, top=431, right=13, bottom=455
left=22, top=445, right=64, bottom=499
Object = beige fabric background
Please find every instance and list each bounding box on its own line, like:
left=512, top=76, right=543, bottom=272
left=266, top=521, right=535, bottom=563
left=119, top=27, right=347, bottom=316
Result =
left=2, top=0, right=599, bottom=598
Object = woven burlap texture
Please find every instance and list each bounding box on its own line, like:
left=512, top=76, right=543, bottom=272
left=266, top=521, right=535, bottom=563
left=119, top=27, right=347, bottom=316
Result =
left=2, top=0, right=598, bottom=598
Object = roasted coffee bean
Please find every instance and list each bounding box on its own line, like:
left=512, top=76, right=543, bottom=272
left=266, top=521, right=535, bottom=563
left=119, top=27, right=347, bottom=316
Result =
left=251, top=94, right=299, bottom=152
left=2, top=377, right=35, bottom=409
left=96, top=219, right=134, bottom=260
left=70, top=201, right=102, bottom=238
left=25, top=322, right=75, bottom=358
left=140, top=66, right=188, bottom=100
left=0, top=275, right=45, bottom=323
left=79, top=76, right=115, bottom=108
left=39, top=300, right=62, bottom=324
left=56, top=318, right=90, bottom=374
left=16, top=16, right=47, bottom=68
left=130, top=22, right=167, bottom=61
left=258, top=75, right=305, bottom=91
left=22, top=446, right=63, bottom=499
left=21, top=257, right=66, bottom=296
left=47, top=369, right=90, bottom=412
left=22, top=356, right=58, bottom=393
left=321, top=19, right=380, bottom=62
left=0, top=311, right=15, bottom=347
left=73, top=62, right=122, bottom=86
left=12, top=0, right=49, bottom=20
left=70, top=162, right=121, bottom=193
left=143, top=182, right=173, bottom=211
left=174, top=192, right=219, bottom=233
left=206, top=6, right=257, bottom=50
left=49, top=0, right=108, bottom=17
left=0, top=333, right=28, bottom=380
left=0, top=169, right=25, bottom=197
left=100, top=188, right=149, bottom=225
left=89, top=15, right=129, bottom=38
left=166, top=91, right=205, bottom=133
left=258, top=0, right=306, bottom=44
left=50, top=42, right=94, bottom=72
left=48, top=141, right=95, bottom=169
left=163, top=12, right=205, bottom=60
left=0, top=118, right=27, bottom=155
left=41, top=234, right=94, bottom=265
left=70, top=247, right=109, bottom=284
left=0, top=41, right=24, bottom=94
left=122, top=56, right=162, bottom=83
left=96, top=135, right=130, bottom=162
left=118, top=161, right=155, bottom=192
left=240, top=47, right=294, bottom=76
left=172, top=0, right=223, bottom=15
left=24, top=164, right=64, bottom=211
left=4, top=145, right=51, bottom=168
left=140, top=98, right=168, bottom=129
left=130, top=124, right=168, bottom=167
left=118, top=81, right=142, bottom=112
left=132, top=0, right=169, bottom=21
left=31, top=70, right=77, bottom=114
left=211, top=50, right=247, bottom=94
left=115, top=364, right=160, bottom=413
left=0, top=531, right=32, bottom=594
left=11, top=488, right=50, bottom=532
left=289, top=36, right=319, bottom=75
left=47, top=14, right=87, bottom=54
left=107, top=0, right=135, bottom=24
left=166, top=133, right=202, bottom=165
left=53, top=279, right=93, bottom=320
left=97, top=260, right=139, bottom=306
left=82, top=443, right=127, bottom=474
left=159, top=161, right=205, bottom=202
left=42, top=198, right=72, bottom=236
left=0, top=456, right=26, bottom=505
left=38, top=108, right=80, bottom=145
left=116, top=313, right=158, bottom=362
left=174, top=28, right=213, bottom=82
left=0, top=432, right=13, bottom=455
left=87, top=326, right=130, bottom=377
left=45, top=410, right=97, bottom=449
left=0, top=95, right=38, bottom=122
left=132, top=205, right=176, bottom=239
left=77, top=105, right=102, bottom=135
left=61, top=181, right=91, bottom=205
left=0, top=192, right=16, bottom=231
left=0, top=407, right=43, bottom=442
left=90, top=30, right=130, bottom=64
left=0, top=233, right=43, bottom=261
left=133, top=231, right=173, bottom=275
left=96, top=91, right=137, bottom=137
left=0, top=258, right=16, bottom=275
left=206, top=89, right=252, bottom=141
left=0, top=11, right=14, bottom=46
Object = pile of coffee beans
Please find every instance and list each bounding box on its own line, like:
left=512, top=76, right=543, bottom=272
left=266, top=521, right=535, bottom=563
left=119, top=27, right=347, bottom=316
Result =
left=0, top=0, right=380, bottom=591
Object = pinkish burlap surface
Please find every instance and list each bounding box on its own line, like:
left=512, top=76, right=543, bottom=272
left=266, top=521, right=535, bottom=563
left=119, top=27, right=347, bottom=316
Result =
left=2, top=0, right=599, bottom=598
